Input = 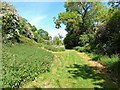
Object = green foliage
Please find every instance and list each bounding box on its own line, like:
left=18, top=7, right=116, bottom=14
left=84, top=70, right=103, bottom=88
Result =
left=44, top=45, right=65, bottom=52
left=79, top=33, right=94, bottom=45
left=2, top=13, right=20, bottom=42
left=33, top=29, right=52, bottom=46
left=33, top=32, right=44, bottom=43
left=1, top=1, right=52, bottom=47
left=0, top=2, right=16, bottom=14
left=37, top=29, right=50, bottom=40
left=100, top=54, right=120, bottom=80
left=86, top=53, right=101, bottom=61
left=54, top=11, right=82, bottom=30
left=87, top=52, right=120, bottom=80
left=74, top=44, right=91, bottom=52
left=100, top=55, right=119, bottom=67
left=53, top=36, right=62, bottom=45
left=54, top=2, right=107, bottom=49
left=2, top=44, right=54, bottom=88
left=94, top=9, right=120, bottom=54
left=64, top=33, right=79, bottom=49
left=31, top=25, right=37, bottom=32
left=74, top=46, right=85, bottom=52
left=108, top=60, right=120, bottom=80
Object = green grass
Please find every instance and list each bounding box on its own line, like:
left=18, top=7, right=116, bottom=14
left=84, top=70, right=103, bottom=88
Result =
left=2, top=44, right=54, bottom=88
left=19, top=35, right=41, bottom=47
left=44, top=45, right=65, bottom=52
left=99, top=55, right=120, bottom=80
left=23, top=50, right=117, bottom=89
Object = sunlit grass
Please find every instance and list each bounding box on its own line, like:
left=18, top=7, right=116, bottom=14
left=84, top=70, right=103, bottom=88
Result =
left=23, top=50, right=117, bottom=88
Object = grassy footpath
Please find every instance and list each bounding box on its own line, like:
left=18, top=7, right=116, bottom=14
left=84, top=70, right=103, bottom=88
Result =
left=23, top=50, right=117, bottom=89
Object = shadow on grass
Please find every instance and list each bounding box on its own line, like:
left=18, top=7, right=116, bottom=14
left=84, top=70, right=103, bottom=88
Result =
left=67, top=64, right=101, bottom=80
left=66, top=64, right=118, bottom=89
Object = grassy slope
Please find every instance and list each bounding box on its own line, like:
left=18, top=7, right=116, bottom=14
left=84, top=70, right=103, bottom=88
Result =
left=2, top=43, right=54, bottom=87
left=23, top=50, right=117, bottom=89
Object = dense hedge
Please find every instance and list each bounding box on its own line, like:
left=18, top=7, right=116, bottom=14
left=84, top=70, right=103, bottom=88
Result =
left=2, top=44, right=54, bottom=88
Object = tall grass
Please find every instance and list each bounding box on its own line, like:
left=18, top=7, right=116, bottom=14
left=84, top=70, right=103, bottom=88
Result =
left=86, top=52, right=120, bottom=81
left=100, top=55, right=120, bottom=80
left=100, top=55, right=119, bottom=67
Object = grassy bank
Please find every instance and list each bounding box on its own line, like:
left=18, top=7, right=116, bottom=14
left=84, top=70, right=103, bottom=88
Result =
left=2, top=44, right=54, bottom=88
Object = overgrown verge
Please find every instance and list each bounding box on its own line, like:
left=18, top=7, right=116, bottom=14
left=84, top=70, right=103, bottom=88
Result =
left=2, top=44, right=54, bottom=88
left=87, top=53, right=120, bottom=75
left=44, top=45, right=65, bottom=52
left=75, top=47, right=120, bottom=85
left=99, top=54, right=120, bottom=83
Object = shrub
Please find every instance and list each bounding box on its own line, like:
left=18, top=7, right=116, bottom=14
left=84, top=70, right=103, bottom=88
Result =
left=100, top=55, right=119, bottom=67
left=86, top=53, right=101, bottom=61
left=108, top=60, right=120, bottom=80
left=74, top=46, right=85, bottom=52
left=2, top=44, right=54, bottom=88
left=99, top=55, right=120, bottom=81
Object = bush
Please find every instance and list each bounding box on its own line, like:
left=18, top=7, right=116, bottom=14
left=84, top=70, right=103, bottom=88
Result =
left=74, top=45, right=91, bottom=52
left=2, top=44, right=54, bottom=88
left=108, top=60, right=120, bottom=80
left=100, top=55, right=119, bottom=67
left=64, top=33, right=79, bottom=49
left=44, top=45, right=65, bottom=52
left=99, top=55, right=120, bottom=81
left=86, top=53, right=101, bottom=61
left=74, top=46, right=85, bottom=52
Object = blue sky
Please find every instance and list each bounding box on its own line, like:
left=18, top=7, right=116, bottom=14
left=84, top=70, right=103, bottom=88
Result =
left=12, top=2, right=67, bottom=37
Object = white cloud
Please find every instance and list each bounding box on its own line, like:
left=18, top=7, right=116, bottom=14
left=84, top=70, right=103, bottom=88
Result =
left=28, top=15, right=47, bottom=27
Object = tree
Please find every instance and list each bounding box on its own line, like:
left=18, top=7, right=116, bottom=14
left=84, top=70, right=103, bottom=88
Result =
left=94, top=6, right=120, bottom=54
left=53, top=36, right=61, bottom=45
left=31, top=25, right=37, bottom=32
left=108, top=0, right=120, bottom=9
left=37, top=29, right=50, bottom=40
left=2, top=10, right=21, bottom=43
left=54, top=2, right=107, bottom=48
